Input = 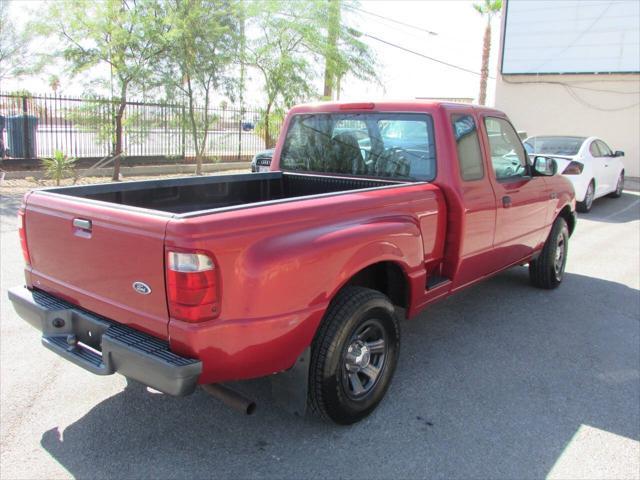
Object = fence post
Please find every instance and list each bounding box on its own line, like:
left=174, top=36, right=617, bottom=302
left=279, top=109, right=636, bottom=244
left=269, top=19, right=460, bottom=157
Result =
left=181, top=104, right=186, bottom=161
left=22, top=95, right=30, bottom=159
left=237, top=111, right=242, bottom=162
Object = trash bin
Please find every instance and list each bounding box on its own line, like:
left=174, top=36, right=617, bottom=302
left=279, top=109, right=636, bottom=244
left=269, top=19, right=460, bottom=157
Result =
left=6, top=115, right=38, bottom=159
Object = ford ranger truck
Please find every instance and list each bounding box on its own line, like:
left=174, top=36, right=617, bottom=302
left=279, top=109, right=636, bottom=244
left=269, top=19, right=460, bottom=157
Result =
left=9, top=101, right=576, bottom=425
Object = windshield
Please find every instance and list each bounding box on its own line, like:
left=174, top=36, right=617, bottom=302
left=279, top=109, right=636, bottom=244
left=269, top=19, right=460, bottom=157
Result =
left=524, top=136, right=586, bottom=156
left=280, top=113, right=436, bottom=181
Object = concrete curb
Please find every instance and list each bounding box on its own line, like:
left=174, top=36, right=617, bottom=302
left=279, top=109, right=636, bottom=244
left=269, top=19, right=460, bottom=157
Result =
left=1, top=162, right=251, bottom=180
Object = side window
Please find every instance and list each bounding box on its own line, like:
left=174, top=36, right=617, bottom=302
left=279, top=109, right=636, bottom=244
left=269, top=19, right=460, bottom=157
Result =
left=589, top=141, right=602, bottom=157
left=484, top=117, right=528, bottom=181
left=596, top=140, right=612, bottom=157
left=451, top=114, right=484, bottom=181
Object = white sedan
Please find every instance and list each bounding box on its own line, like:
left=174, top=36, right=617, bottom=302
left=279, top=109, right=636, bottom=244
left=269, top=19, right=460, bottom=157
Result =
left=524, top=136, right=626, bottom=213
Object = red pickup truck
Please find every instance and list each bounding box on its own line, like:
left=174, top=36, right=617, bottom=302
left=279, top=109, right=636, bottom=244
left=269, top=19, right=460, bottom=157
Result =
left=9, top=101, right=576, bottom=424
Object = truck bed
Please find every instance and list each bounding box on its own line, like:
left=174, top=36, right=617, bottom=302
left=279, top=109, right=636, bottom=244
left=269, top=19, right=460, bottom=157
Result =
left=48, top=172, right=405, bottom=216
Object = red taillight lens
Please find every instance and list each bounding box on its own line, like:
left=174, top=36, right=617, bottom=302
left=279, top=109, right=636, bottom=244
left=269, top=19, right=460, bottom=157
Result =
left=562, top=161, right=584, bottom=175
left=165, top=251, right=220, bottom=322
left=18, top=209, right=30, bottom=265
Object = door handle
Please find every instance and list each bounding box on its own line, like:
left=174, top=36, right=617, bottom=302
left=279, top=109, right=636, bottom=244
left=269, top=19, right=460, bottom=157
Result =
left=502, top=196, right=512, bottom=208
left=73, top=218, right=92, bottom=231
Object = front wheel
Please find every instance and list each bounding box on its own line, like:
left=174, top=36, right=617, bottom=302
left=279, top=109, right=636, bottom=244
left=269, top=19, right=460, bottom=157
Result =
left=308, top=286, right=400, bottom=425
left=529, top=217, right=569, bottom=289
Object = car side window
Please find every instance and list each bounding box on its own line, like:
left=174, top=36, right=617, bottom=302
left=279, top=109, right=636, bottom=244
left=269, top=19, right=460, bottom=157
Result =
left=589, top=141, right=602, bottom=157
left=451, top=114, right=484, bottom=181
left=483, top=117, right=528, bottom=181
left=596, top=140, right=612, bottom=157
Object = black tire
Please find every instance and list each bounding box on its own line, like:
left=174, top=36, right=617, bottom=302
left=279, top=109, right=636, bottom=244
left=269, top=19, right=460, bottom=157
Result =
left=577, top=180, right=595, bottom=213
left=608, top=171, right=624, bottom=198
left=529, top=217, right=569, bottom=289
left=308, top=286, right=400, bottom=425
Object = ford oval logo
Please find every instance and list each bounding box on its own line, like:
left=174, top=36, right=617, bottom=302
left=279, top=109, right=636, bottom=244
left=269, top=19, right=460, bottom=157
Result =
left=132, top=281, right=152, bottom=295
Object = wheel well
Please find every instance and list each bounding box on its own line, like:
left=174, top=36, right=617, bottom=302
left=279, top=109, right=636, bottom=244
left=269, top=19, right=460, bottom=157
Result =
left=345, top=262, right=408, bottom=310
left=558, top=205, right=576, bottom=236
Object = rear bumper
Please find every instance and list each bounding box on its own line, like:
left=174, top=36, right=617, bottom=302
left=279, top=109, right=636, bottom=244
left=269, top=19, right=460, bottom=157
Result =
left=8, top=286, right=202, bottom=396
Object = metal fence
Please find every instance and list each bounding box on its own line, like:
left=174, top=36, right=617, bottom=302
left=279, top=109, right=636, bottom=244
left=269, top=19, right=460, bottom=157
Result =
left=0, top=93, right=281, bottom=165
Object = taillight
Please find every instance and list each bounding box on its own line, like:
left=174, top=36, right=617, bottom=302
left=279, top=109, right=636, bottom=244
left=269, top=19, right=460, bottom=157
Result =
left=165, top=250, right=220, bottom=322
left=562, top=161, right=584, bottom=175
left=18, top=208, right=30, bottom=265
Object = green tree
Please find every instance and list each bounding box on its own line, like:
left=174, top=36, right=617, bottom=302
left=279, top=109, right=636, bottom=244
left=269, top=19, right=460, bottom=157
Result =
left=41, top=0, right=167, bottom=180
left=321, top=0, right=378, bottom=100
left=0, top=1, right=33, bottom=82
left=49, top=75, right=61, bottom=93
left=159, top=0, right=239, bottom=175
left=473, top=0, right=502, bottom=105
left=245, top=0, right=320, bottom=148
left=246, top=0, right=379, bottom=147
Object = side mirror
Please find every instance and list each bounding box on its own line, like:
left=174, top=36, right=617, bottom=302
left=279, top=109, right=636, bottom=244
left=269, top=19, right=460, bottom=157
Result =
left=614, top=150, right=625, bottom=157
left=532, top=156, right=557, bottom=176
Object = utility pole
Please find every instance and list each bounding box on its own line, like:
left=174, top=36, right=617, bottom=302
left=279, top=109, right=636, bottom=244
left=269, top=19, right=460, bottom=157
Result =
left=323, top=0, right=340, bottom=100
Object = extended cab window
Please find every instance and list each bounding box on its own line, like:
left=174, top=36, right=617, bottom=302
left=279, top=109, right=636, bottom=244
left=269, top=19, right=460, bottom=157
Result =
left=484, top=117, right=528, bottom=181
left=451, top=114, right=484, bottom=181
left=280, top=113, right=436, bottom=181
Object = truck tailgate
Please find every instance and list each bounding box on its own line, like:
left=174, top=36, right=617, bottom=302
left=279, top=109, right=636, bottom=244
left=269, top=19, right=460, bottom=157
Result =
left=24, top=192, right=171, bottom=339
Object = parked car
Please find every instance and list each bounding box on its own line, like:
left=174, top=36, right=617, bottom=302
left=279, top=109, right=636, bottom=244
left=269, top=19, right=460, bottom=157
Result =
left=524, top=136, right=625, bottom=213
left=250, top=148, right=274, bottom=172
left=9, top=101, right=576, bottom=425
left=241, top=121, right=255, bottom=132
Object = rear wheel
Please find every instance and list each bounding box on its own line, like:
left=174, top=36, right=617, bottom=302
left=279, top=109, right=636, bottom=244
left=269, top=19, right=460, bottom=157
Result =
left=529, top=217, right=569, bottom=289
left=608, top=171, right=624, bottom=198
left=577, top=180, right=595, bottom=213
left=308, top=286, right=400, bottom=425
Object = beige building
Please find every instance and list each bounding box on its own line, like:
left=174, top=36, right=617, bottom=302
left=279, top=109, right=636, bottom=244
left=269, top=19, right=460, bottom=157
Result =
left=494, top=1, right=640, bottom=178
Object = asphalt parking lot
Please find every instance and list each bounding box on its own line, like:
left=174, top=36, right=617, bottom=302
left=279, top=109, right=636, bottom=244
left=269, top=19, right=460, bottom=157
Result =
left=1, top=186, right=639, bottom=479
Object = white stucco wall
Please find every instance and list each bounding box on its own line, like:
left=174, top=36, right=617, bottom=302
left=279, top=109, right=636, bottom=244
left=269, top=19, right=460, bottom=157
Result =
left=494, top=74, right=640, bottom=177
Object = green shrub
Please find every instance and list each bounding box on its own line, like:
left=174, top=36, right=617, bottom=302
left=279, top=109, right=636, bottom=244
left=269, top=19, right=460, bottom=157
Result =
left=42, top=150, right=76, bottom=186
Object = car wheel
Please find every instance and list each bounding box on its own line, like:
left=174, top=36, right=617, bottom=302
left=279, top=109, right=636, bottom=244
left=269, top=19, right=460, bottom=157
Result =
left=308, top=286, right=400, bottom=425
left=608, top=171, right=624, bottom=198
left=529, top=217, right=569, bottom=290
left=577, top=180, right=595, bottom=213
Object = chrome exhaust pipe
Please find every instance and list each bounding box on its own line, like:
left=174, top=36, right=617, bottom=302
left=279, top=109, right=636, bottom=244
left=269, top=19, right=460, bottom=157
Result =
left=202, top=384, right=257, bottom=415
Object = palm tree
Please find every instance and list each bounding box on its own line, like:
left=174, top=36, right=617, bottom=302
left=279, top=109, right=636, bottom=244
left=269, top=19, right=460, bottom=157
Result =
left=473, top=0, right=502, bottom=105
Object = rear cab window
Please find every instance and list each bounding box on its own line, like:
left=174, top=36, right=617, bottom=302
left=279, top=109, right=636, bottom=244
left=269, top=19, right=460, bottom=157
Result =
left=280, top=113, right=437, bottom=181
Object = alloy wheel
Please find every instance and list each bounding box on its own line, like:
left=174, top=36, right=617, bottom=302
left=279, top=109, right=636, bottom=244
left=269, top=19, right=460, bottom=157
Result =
left=341, top=319, right=387, bottom=400
left=554, top=232, right=566, bottom=281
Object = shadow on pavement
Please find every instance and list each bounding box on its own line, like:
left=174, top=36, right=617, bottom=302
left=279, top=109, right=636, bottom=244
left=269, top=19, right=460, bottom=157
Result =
left=0, top=194, right=22, bottom=219
left=583, top=191, right=640, bottom=224
left=39, top=269, right=639, bottom=479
